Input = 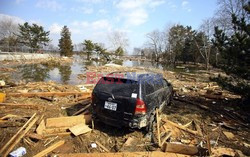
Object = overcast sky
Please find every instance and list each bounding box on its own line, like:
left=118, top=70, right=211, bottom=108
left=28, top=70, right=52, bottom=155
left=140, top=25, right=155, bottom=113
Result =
left=0, top=0, right=217, bottom=52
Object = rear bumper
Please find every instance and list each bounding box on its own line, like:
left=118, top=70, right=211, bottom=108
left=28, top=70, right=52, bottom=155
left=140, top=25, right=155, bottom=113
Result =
left=92, top=113, right=148, bottom=129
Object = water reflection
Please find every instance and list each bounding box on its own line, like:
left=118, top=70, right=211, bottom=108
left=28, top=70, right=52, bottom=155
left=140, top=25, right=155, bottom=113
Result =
left=58, top=65, right=72, bottom=84
left=13, top=56, right=199, bottom=85
left=18, top=64, right=51, bottom=82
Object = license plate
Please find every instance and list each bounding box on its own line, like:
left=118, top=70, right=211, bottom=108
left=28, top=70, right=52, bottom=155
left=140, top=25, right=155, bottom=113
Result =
left=104, top=101, right=117, bottom=111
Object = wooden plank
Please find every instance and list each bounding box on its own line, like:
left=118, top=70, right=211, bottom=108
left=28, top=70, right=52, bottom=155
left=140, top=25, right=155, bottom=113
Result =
left=0, top=103, right=39, bottom=109
left=77, top=95, right=91, bottom=101
left=0, top=113, right=36, bottom=155
left=162, top=119, right=201, bottom=136
left=64, top=98, right=91, bottom=107
left=7, top=92, right=91, bottom=98
left=163, top=142, right=198, bottom=155
left=69, top=123, right=92, bottom=136
left=3, top=115, right=39, bottom=157
left=0, top=114, right=19, bottom=120
left=46, top=115, right=91, bottom=128
left=26, top=133, right=43, bottom=140
left=44, top=127, right=69, bottom=134
left=160, top=132, right=172, bottom=147
left=156, top=108, right=161, bottom=147
left=96, top=141, right=110, bottom=152
left=183, top=121, right=193, bottom=128
left=206, top=134, right=211, bottom=155
left=36, top=119, right=46, bottom=135
left=33, top=140, right=65, bottom=157
left=57, top=151, right=190, bottom=157
left=72, top=104, right=91, bottom=116
left=223, top=131, right=235, bottom=140
left=0, top=121, right=24, bottom=127
left=44, top=132, right=71, bottom=137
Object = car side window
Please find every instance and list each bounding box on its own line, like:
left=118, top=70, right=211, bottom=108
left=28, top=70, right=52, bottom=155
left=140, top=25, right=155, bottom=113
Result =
left=145, top=81, right=154, bottom=95
left=154, top=78, right=163, bottom=91
left=162, top=79, right=168, bottom=87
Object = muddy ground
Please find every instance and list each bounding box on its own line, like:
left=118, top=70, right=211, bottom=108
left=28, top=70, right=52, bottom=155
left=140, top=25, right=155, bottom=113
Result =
left=0, top=62, right=250, bottom=156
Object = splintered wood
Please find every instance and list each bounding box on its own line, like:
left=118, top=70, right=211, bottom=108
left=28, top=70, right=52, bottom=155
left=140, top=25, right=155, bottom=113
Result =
left=57, top=151, right=190, bottom=157
left=162, top=119, right=202, bottom=136
left=36, top=115, right=92, bottom=137
left=46, top=115, right=91, bottom=128
left=162, top=142, right=198, bottom=155
left=0, top=113, right=38, bottom=157
left=6, top=92, right=91, bottom=98
left=34, top=140, right=65, bottom=157
left=69, top=124, right=92, bottom=136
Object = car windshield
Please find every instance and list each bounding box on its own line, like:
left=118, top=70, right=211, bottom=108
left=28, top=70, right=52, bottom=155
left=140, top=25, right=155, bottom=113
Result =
left=95, top=77, right=138, bottom=98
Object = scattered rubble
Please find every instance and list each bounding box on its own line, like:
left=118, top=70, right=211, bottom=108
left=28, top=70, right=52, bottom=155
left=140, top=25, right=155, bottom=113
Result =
left=0, top=64, right=249, bottom=156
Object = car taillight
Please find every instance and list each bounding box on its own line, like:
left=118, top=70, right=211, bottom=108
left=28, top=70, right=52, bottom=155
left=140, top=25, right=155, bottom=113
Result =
left=135, top=99, right=147, bottom=115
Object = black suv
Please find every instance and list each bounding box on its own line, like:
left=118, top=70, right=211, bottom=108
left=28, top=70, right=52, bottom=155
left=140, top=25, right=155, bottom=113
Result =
left=92, top=72, right=173, bottom=130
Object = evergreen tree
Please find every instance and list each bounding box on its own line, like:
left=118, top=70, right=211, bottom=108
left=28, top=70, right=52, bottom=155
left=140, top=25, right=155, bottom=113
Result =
left=94, top=43, right=107, bottom=58
left=58, top=26, right=73, bottom=57
left=18, top=22, right=50, bottom=50
left=213, top=2, right=250, bottom=79
left=83, top=40, right=94, bottom=59
left=115, top=46, right=124, bottom=56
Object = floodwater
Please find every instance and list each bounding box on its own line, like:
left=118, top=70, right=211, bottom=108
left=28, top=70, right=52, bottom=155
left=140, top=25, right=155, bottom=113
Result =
left=11, top=55, right=199, bottom=85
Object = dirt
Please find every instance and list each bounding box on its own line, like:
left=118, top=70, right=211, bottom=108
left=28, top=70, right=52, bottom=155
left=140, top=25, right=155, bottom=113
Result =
left=0, top=64, right=249, bottom=156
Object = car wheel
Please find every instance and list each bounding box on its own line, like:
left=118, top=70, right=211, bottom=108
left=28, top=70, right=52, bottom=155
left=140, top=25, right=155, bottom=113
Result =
left=146, top=113, right=155, bottom=133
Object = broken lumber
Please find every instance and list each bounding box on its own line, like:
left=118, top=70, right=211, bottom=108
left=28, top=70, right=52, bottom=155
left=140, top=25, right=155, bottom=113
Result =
left=7, top=92, right=91, bottom=98
left=44, top=132, right=71, bottom=137
left=72, top=104, right=91, bottom=116
left=36, top=119, right=46, bottom=135
left=211, top=147, right=236, bottom=157
left=77, top=94, right=91, bottom=101
left=2, top=115, right=39, bottom=157
left=69, top=123, right=92, bottom=136
left=162, top=142, right=198, bottom=155
left=206, top=134, right=212, bottom=155
left=96, top=141, right=110, bottom=152
left=156, top=108, right=161, bottom=147
left=46, top=115, right=91, bottom=128
left=44, top=127, right=69, bottom=134
left=160, top=132, right=172, bottom=147
left=162, top=119, right=201, bottom=136
left=64, top=98, right=91, bottom=107
left=0, top=114, right=19, bottom=120
left=0, top=121, right=24, bottom=127
left=223, top=131, right=235, bottom=140
left=0, top=113, right=37, bottom=155
left=26, top=133, right=43, bottom=140
left=183, top=121, right=193, bottom=128
left=57, top=151, right=190, bottom=157
left=0, top=103, right=40, bottom=109
left=34, top=140, right=65, bottom=157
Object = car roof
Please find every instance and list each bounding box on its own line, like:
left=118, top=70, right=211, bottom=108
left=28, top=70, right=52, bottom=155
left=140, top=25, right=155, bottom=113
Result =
left=106, top=71, right=163, bottom=81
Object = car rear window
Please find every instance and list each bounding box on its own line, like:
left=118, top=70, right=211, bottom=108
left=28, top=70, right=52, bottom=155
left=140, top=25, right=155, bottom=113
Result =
left=95, top=77, right=138, bottom=98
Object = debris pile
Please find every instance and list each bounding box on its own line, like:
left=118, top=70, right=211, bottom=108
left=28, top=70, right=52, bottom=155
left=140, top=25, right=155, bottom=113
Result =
left=0, top=64, right=249, bottom=156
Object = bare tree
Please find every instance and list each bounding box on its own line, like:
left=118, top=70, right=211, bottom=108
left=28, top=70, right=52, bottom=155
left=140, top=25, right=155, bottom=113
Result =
left=146, top=29, right=164, bottom=62
left=107, top=30, right=129, bottom=51
left=194, top=19, right=214, bottom=70
left=215, top=0, right=248, bottom=35
left=0, top=17, right=20, bottom=51
left=0, top=17, right=19, bottom=39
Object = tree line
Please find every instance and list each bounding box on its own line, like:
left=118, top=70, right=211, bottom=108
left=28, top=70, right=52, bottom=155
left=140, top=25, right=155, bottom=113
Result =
left=139, top=0, right=249, bottom=79
left=0, top=21, right=127, bottom=57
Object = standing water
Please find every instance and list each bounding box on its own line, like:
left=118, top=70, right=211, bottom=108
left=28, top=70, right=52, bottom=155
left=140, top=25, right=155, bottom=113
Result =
left=10, top=55, right=200, bottom=85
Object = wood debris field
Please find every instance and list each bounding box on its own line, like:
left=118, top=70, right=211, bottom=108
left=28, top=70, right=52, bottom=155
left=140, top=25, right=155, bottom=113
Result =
left=0, top=64, right=249, bottom=157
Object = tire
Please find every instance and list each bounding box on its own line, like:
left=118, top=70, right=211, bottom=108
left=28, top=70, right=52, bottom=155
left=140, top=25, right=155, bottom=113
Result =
left=146, top=113, right=155, bottom=133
